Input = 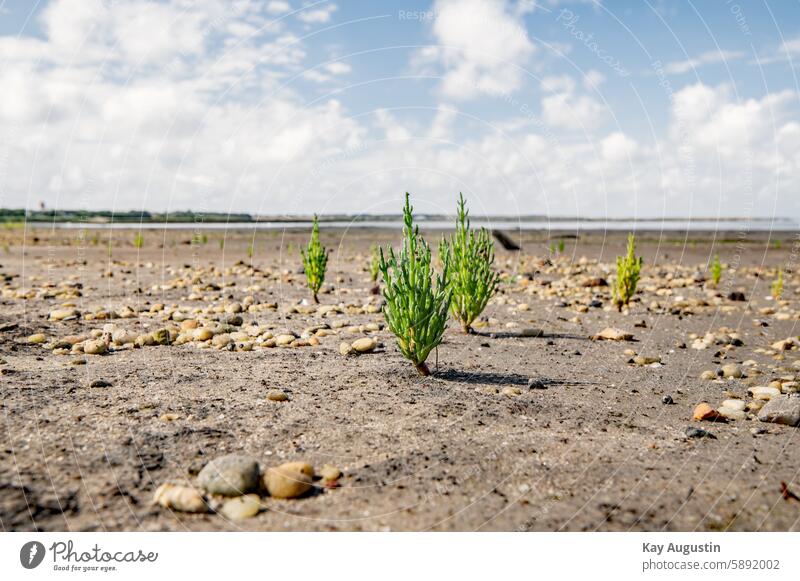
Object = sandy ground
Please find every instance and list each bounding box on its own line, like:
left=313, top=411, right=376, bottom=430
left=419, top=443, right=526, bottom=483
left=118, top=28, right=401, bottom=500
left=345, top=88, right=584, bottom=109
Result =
left=1, top=225, right=799, bottom=532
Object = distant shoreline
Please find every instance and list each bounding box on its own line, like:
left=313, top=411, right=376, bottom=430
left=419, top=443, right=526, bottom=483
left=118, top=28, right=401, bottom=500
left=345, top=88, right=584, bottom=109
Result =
left=0, top=208, right=794, bottom=226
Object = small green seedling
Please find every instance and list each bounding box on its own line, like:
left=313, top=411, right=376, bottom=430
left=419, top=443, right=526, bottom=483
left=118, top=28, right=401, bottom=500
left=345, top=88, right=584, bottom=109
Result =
left=613, top=233, right=642, bottom=312
left=710, top=254, right=722, bottom=285
left=439, top=193, right=499, bottom=333
left=218, top=238, right=225, bottom=251
left=558, top=239, right=565, bottom=253
left=301, top=215, right=328, bottom=303
left=369, top=244, right=380, bottom=282
left=380, top=193, right=451, bottom=376
left=133, top=232, right=144, bottom=249
left=246, top=242, right=254, bottom=260
left=772, top=269, right=784, bottom=300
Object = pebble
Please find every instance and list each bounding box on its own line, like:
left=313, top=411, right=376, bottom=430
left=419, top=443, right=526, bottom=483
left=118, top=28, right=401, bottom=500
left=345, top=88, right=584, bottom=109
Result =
left=527, top=378, right=546, bottom=390
left=595, top=327, right=633, bottom=341
left=153, top=483, right=207, bottom=513
left=685, top=426, right=717, bottom=439
left=197, top=454, right=261, bottom=496
left=700, top=370, right=717, bottom=381
left=275, top=334, right=296, bottom=346
left=748, top=386, right=781, bottom=401
left=90, top=379, right=112, bottom=388
left=49, top=308, right=80, bottom=321
left=339, top=341, right=355, bottom=356
left=319, top=464, right=341, bottom=481
left=219, top=494, right=263, bottom=520
left=661, top=395, right=673, bottom=405
left=194, top=328, right=213, bottom=341
left=351, top=337, right=377, bottom=353
left=501, top=386, right=522, bottom=397
left=83, top=339, right=107, bottom=355
left=266, top=390, right=288, bottom=402
left=693, top=402, right=721, bottom=421
left=721, top=364, right=743, bottom=379
left=757, top=395, right=800, bottom=426
left=263, top=463, right=313, bottom=499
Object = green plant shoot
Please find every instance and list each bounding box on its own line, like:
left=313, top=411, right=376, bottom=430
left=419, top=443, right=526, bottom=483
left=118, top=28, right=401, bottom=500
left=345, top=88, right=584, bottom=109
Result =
left=772, top=269, right=784, bottom=300
left=439, top=193, right=499, bottom=333
left=380, top=193, right=451, bottom=376
left=369, top=244, right=380, bottom=282
left=710, top=254, right=722, bottom=285
left=301, top=215, right=328, bottom=303
left=133, top=232, right=144, bottom=249
left=613, top=233, right=642, bottom=311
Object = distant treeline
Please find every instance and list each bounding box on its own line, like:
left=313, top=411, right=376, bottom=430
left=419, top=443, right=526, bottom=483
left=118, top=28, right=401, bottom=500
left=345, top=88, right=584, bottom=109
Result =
left=0, top=208, right=788, bottom=224
left=0, top=209, right=253, bottom=223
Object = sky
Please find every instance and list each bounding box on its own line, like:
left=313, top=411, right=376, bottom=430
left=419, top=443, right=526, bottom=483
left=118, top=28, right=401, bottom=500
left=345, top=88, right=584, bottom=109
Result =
left=0, top=0, right=799, bottom=218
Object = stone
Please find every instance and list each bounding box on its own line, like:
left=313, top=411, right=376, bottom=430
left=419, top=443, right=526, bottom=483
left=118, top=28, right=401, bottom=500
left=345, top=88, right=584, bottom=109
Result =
left=194, top=328, right=213, bottom=341
left=748, top=386, right=781, bottom=401
left=718, top=407, right=746, bottom=421
left=527, top=378, right=546, bottom=390
left=727, top=291, right=746, bottom=302
left=83, top=339, right=107, bottom=355
left=339, top=342, right=355, bottom=356
left=27, top=333, right=46, bottom=344
left=219, top=494, right=262, bottom=520
left=263, top=464, right=313, bottom=499
left=633, top=355, right=661, bottom=366
left=280, top=461, right=314, bottom=478
left=266, top=390, right=288, bottom=402
left=197, top=454, right=260, bottom=496
left=90, top=379, right=112, bottom=388
left=700, top=370, right=717, bottom=381
left=152, top=328, right=172, bottom=346
left=594, top=327, right=633, bottom=341
left=153, top=483, right=207, bottom=513
left=351, top=337, right=377, bottom=353
left=721, top=364, right=743, bottom=379
left=685, top=426, right=717, bottom=439
left=721, top=399, right=745, bottom=411
left=758, top=395, right=800, bottom=426
left=275, top=334, right=296, bottom=346
left=693, top=402, right=722, bottom=421
left=319, top=464, right=341, bottom=481
left=501, top=386, right=522, bottom=397
left=662, top=395, right=673, bottom=405
left=49, top=308, right=80, bottom=321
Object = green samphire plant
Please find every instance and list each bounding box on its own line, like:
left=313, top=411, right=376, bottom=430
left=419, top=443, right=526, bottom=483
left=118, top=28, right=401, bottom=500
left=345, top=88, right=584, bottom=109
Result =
left=379, top=193, right=451, bottom=376
left=369, top=244, right=380, bottom=282
left=439, top=193, right=499, bottom=333
left=612, top=232, right=642, bottom=312
left=301, top=215, right=328, bottom=303
left=772, top=269, right=784, bottom=300
left=710, top=254, right=722, bottom=285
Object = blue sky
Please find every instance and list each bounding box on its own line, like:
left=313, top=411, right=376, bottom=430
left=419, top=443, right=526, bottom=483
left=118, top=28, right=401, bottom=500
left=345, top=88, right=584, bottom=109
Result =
left=0, top=0, right=798, bottom=218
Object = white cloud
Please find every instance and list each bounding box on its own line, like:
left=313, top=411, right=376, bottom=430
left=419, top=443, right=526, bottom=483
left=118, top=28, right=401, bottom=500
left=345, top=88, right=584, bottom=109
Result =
left=297, top=3, right=337, bottom=23
left=0, top=1, right=796, bottom=221
left=266, top=1, right=292, bottom=14
left=664, top=49, right=744, bottom=75
left=540, top=75, right=607, bottom=131
left=412, top=0, right=535, bottom=99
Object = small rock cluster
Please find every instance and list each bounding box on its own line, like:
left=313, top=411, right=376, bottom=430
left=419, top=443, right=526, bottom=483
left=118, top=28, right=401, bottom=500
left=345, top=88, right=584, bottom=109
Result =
left=154, top=454, right=342, bottom=520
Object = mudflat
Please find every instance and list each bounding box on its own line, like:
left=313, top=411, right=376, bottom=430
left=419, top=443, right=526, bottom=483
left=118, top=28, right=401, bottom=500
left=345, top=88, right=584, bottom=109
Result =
left=1, top=226, right=799, bottom=531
